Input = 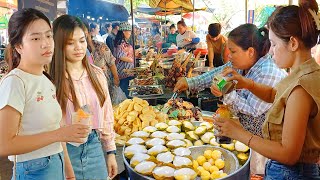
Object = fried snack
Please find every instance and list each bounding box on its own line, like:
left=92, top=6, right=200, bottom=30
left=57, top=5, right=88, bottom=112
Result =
left=114, top=97, right=169, bottom=141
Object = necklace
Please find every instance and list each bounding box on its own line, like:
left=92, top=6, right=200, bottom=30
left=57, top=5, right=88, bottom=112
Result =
left=74, top=68, right=85, bottom=81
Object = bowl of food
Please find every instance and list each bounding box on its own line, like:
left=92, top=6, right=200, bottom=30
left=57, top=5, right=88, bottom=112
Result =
left=189, top=145, right=239, bottom=178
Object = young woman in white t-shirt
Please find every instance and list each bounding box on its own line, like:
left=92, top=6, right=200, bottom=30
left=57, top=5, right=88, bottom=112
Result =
left=0, top=8, right=90, bottom=180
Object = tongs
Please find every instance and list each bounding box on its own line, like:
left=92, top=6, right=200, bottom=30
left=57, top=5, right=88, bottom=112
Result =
left=171, top=90, right=180, bottom=100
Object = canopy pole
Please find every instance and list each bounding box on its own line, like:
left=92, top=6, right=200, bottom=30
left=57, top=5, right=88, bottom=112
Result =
left=130, top=0, right=136, bottom=67
left=245, top=0, right=248, bottom=23
left=165, top=1, right=167, bottom=42
left=192, top=0, right=195, bottom=30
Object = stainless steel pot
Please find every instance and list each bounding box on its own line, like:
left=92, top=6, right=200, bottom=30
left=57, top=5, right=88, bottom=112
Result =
left=123, top=145, right=251, bottom=180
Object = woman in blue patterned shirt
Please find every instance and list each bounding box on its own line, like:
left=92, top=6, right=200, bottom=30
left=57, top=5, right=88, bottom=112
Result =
left=175, top=24, right=287, bottom=175
left=114, top=22, right=134, bottom=98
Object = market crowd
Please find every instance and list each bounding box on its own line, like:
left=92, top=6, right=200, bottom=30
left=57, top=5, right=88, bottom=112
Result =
left=0, top=0, right=320, bottom=179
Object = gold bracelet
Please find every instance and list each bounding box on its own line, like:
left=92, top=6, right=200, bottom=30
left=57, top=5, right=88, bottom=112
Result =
left=247, top=134, right=254, bottom=147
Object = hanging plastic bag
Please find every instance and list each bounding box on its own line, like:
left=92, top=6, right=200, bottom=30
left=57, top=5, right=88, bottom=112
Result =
left=112, top=86, right=127, bottom=105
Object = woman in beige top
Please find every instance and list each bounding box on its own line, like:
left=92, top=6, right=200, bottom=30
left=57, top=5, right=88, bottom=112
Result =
left=214, top=0, right=320, bottom=179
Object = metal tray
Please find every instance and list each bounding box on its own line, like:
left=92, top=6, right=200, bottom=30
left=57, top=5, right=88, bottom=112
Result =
left=159, top=57, right=174, bottom=62
left=129, top=85, right=164, bottom=98
left=129, top=78, right=158, bottom=87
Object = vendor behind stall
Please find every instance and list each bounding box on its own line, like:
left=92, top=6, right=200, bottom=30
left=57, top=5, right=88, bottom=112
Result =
left=174, top=23, right=287, bottom=175
left=176, top=19, right=200, bottom=50
left=114, top=22, right=135, bottom=98
left=167, top=24, right=178, bottom=45
left=206, top=23, right=230, bottom=67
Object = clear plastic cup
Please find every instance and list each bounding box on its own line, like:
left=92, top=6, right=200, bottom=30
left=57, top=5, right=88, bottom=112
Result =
left=70, top=112, right=92, bottom=145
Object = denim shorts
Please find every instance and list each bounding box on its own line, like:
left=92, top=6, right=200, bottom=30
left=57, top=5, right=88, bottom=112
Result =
left=67, top=130, right=108, bottom=180
left=265, top=159, right=320, bottom=180
left=12, top=152, right=65, bottom=180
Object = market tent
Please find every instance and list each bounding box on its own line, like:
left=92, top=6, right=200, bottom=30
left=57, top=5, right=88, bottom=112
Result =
left=149, top=0, right=206, bottom=12
left=68, top=0, right=129, bottom=21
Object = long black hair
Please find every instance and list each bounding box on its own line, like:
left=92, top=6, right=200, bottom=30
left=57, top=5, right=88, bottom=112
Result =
left=114, top=30, right=126, bottom=46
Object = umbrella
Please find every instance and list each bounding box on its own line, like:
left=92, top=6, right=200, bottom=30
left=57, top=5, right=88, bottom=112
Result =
left=68, top=0, right=129, bottom=21
left=182, top=12, right=201, bottom=19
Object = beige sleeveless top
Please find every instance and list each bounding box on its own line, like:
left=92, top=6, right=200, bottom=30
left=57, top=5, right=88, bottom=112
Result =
left=262, top=59, right=320, bottom=163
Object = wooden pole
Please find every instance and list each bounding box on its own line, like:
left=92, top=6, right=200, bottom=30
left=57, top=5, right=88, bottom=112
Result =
left=245, top=0, right=248, bottom=23
left=130, top=0, right=136, bottom=67
left=192, top=0, right=195, bottom=29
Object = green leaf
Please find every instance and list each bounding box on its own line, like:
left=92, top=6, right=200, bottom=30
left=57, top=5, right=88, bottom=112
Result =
left=169, top=110, right=179, bottom=118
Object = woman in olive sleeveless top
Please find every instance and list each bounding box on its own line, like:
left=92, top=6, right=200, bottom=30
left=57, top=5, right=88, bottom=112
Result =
left=213, top=1, right=320, bottom=179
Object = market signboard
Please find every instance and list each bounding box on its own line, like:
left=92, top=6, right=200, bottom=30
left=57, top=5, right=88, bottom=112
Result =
left=18, top=0, right=57, bottom=21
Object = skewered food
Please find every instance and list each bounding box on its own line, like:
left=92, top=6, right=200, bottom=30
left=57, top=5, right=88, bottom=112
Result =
left=133, top=76, right=155, bottom=86
left=130, top=86, right=163, bottom=96
left=165, top=53, right=192, bottom=88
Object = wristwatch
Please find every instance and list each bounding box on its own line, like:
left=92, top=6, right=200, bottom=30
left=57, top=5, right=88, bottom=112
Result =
left=106, top=150, right=116, bottom=155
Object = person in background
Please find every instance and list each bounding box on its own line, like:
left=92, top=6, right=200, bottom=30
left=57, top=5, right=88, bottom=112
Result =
left=176, top=19, right=200, bottom=49
left=135, top=27, right=144, bottom=47
left=214, top=0, right=320, bottom=178
left=114, top=22, right=135, bottom=98
left=102, top=23, right=112, bottom=43
left=50, top=15, right=118, bottom=180
left=206, top=23, right=230, bottom=67
left=0, top=8, right=90, bottom=180
left=106, top=22, right=120, bottom=55
left=90, top=22, right=104, bottom=43
left=167, top=24, right=178, bottom=45
left=82, top=20, right=120, bottom=95
left=150, top=23, right=162, bottom=48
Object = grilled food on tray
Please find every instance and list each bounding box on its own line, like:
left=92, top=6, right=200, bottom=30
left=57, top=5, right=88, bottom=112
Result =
left=130, top=86, right=163, bottom=95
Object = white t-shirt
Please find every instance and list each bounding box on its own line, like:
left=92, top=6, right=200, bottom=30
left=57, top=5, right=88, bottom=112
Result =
left=102, top=33, right=109, bottom=43
left=176, top=30, right=197, bottom=48
left=0, top=69, right=63, bottom=162
left=93, top=34, right=104, bottom=43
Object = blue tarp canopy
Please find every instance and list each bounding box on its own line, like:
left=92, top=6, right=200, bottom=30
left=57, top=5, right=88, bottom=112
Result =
left=68, top=0, right=129, bottom=21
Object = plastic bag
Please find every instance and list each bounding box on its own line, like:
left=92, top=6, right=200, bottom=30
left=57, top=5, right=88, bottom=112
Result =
left=112, top=86, right=127, bottom=105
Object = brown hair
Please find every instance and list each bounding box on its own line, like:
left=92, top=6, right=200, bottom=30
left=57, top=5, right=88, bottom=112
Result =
left=228, top=24, right=270, bottom=60
left=6, top=8, right=51, bottom=72
left=50, top=15, right=106, bottom=112
left=268, top=0, right=319, bottom=49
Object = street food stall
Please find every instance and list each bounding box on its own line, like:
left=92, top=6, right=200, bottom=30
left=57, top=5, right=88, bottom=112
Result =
left=112, top=47, right=252, bottom=179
